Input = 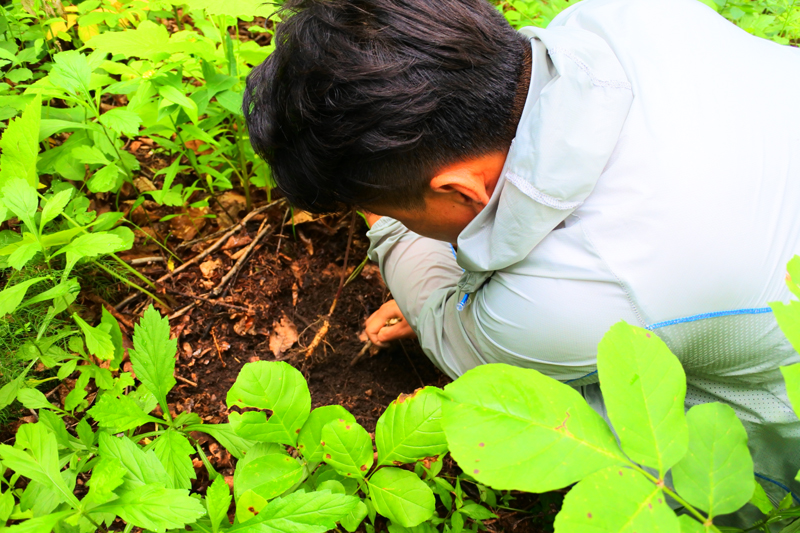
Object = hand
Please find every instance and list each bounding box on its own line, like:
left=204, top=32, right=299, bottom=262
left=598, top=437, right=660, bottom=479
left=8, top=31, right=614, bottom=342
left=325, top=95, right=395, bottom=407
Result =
left=365, top=300, right=416, bottom=347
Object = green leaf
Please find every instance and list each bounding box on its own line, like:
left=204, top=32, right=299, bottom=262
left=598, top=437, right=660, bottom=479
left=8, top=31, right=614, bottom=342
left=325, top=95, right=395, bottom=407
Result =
left=781, top=363, right=800, bottom=419
left=677, top=515, right=710, bottom=532
left=129, top=305, right=177, bottom=414
left=73, top=313, right=114, bottom=360
left=87, top=163, right=122, bottom=193
left=88, top=393, right=161, bottom=432
left=16, top=389, right=53, bottom=410
left=40, top=189, right=72, bottom=228
left=0, top=277, right=47, bottom=316
left=227, top=361, right=311, bottom=446
left=441, top=364, right=623, bottom=493
left=0, top=489, right=14, bottom=523
left=234, top=452, right=304, bottom=500
left=298, top=405, right=356, bottom=463
left=597, top=322, right=688, bottom=475
left=2, top=511, right=74, bottom=533
left=184, top=0, right=275, bottom=18
left=230, top=490, right=358, bottom=533
left=215, top=90, right=243, bottom=116
left=772, top=300, right=800, bottom=355
left=153, top=430, right=196, bottom=490
left=459, top=503, right=497, bottom=520
left=48, top=51, right=91, bottom=95
left=0, top=423, right=79, bottom=507
left=341, top=500, right=368, bottom=533
left=376, top=387, right=447, bottom=466
left=85, top=20, right=173, bottom=60
left=749, top=479, right=774, bottom=515
left=206, top=474, right=232, bottom=533
left=322, top=419, right=374, bottom=478
left=93, top=483, right=206, bottom=531
left=159, top=85, right=198, bottom=124
left=187, top=423, right=254, bottom=460
left=99, top=108, right=141, bottom=136
left=672, top=402, right=754, bottom=518
left=2, top=178, right=38, bottom=232
left=0, top=94, right=41, bottom=188
left=786, top=256, right=800, bottom=299
left=97, top=432, right=171, bottom=489
left=368, top=467, right=435, bottom=528
left=236, top=489, right=268, bottom=523
left=84, top=457, right=127, bottom=506
left=58, top=231, right=125, bottom=279
left=100, top=306, right=124, bottom=370
left=554, top=466, right=678, bottom=532
left=71, top=145, right=110, bottom=165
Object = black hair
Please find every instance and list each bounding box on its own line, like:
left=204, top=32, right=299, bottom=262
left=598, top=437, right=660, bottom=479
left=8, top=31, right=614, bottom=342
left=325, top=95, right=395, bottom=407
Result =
left=244, top=0, right=529, bottom=212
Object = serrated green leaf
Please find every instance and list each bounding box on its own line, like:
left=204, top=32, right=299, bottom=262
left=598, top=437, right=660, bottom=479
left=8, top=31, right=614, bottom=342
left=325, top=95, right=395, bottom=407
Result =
left=597, top=322, right=688, bottom=475
left=129, top=305, right=177, bottom=414
left=673, top=403, right=754, bottom=518
left=341, top=500, right=368, bottom=533
left=2, top=178, right=38, bottom=232
left=20, top=279, right=79, bottom=310
left=227, top=361, right=310, bottom=446
left=99, top=108, right=142, bottom=136
left=100, top=306, right=124, bottom=370
left=16, top=389, right=53, bottom=410
left=369, top=468, right=434, bottom=527
left=298, top=405, right=356, bottom=463
left=98, top=432, right=171, bottom=489
left=441, top=364, right=623, bottom=493
left=376, top=387, right=447, bottom=466
left=92, top=483, right=206, bottom=532
left=0, top=94, right=41, bottom=188
left=781, top=363, right=800, bottom=420
left=230, top=490, right=358, bottom=533
left=322, top=419, right=373, bottom=478
left=73, top=313, right=114, bottom=360
left=88, top=393, right=161, bottom=432
left=87, top=163, right=122, bottom=193
left=84, top=457, right=127, bottom=506
left=206, top=474, right=232, bottom=533
left=1, top=511, right=74, bottom=533
left=40, top=189, right=72, bottom=228
left=0, top=489, right=14, bottom=523
left=234, top=452, right=303, bottom=500
left=554, top=466, right=678, bottom=532
left=159, top=85, right=198, bottom=124
left=57, top=231, right=125, bottom=279
left=85, top=20, right=173, bottom=59
left=153, top=430, right=196, bottom=490
left=0, top=277, right=47, bottom=316
left=48, top=51, right=91, bottom=95
left=76, top=418, right=95, bottom=448
left=71, top=145, right=110, bottom=165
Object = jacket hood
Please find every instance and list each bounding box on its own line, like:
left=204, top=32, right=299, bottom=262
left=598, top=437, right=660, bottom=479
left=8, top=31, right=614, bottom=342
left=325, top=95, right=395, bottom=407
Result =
left=456, top=25, right=633, bottom=294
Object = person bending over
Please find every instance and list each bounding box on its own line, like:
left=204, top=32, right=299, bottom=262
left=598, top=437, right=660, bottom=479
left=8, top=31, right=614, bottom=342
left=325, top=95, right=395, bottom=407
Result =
left=244, top=0, right=800, bottom=505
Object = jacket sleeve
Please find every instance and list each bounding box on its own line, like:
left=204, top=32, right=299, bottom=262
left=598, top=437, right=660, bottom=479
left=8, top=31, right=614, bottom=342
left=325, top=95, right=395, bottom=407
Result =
left=367, top=217, right=639, bottom=381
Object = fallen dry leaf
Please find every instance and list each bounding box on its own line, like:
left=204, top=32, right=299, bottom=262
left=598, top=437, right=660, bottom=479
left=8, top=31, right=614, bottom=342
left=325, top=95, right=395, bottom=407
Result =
left=214, top=191, right=248, bottom=226
left=270, top=315, right=298, bottom=356
left=169, top=208, right=209, bottom=242
left=199, top=258, right=222, bottom=278
left=286, top=210, right=315, bottom=225
left=233, top=315, right=256, bottom=336
left=221, top=233, right=253, bottom=250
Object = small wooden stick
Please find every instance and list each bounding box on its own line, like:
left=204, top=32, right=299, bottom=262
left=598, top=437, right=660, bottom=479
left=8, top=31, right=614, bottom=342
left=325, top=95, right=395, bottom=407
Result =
left=175, top=374, right=198, bottom=387
left=211, top=222, right=273, bottom=297
left=349, top=340, right=373, bottom=366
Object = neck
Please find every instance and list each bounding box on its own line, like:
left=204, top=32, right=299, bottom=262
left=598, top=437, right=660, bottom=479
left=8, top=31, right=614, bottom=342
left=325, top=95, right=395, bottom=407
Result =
left=508, top=41, right=533, bottom=137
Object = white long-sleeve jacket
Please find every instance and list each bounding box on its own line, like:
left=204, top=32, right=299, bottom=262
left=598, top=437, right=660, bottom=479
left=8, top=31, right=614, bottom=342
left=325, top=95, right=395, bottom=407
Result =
left=367, top=0, right=800, bottom=508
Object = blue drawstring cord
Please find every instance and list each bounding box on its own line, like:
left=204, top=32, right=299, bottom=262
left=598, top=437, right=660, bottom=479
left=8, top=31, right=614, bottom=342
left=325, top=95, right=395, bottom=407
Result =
left=449, top=244, right=470, bottom=311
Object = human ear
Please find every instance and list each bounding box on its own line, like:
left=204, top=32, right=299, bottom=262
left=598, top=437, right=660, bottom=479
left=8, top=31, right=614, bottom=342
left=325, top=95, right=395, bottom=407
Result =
left=429, top=168, right=491, bottom=207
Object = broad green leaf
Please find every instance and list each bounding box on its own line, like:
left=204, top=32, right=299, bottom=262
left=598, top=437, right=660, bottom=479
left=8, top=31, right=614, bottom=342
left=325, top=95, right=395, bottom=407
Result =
left=236, top=489, right=268, bottom=523
left=781, top=363, right=800, bottom=419
left=88, top=393, right=161, bottom=432
left=787, top=256, right=800, bottom=299
left=772, top=300, right=800, bottom=355
left=298, top=405, right=356, bottom=463
left=234, top=452, right=303, bottom=500
left=2, top=178, right=38, bottom=232
left=19, top=279, right=79, bottom=309
left=322, top=419, right=374, bottom=478
left=97, top=432, right=171, bottom=489
left=153, top=430, right=196, bottom=490
left=93, top=483, right=206, bottom=531
left=1, top=511, right=74, bottom=533
left=206, top=474, right=232, bottom=533
left=85, top=21, right=174, bottom=59
left=554, top=466, right=678, bottom=533
left=184, top=0, right=275, bottom=18
left=673, top=403, right=754, bottom=518
left=0, top=277, right=47, bottom=315
left=597, top=322, right=688, bottom=474
left=0, top=489, right=14, bottom=523
left=84, top=457, right=127, bottom=506
left=7, top=239, right=40, bottom=270
left=100, top=306, right=124, bottom=370
left=0, top=94, right=41, bottom=188
left=376, top=387, right=447, bottom=466
left=39, top=119, right=96, bottom=141
left=87, top=163, right=122, bottom=193
left=73, top=313, right=114, bottom=360
left=227, top=361, right=311, bottom=446
left=71, top=145, right=110, bottom=165
left=678, top=515, right=710, bottom=532
left=159, top=85, right=198, bottom=124
left=99, top=108, right=142, bottom=136
left=369, top=467, right=435, bottom=528
left=17, top=389, right=53, bottom=410
left=48, top=51, right=91, bottom=95
left=341, top=500, right=368, bottom=533
left=216, top=90, right=243, bottom=116
left=441, top=364, right=623, bottom=492
left=230, top=490, right=359, bottom=533
left=58, top=231, right=125, bottom=279
left=40, top=189, right=72, bottom=228
left=129, top=305, right=177, bottom=414
left=749, top=480, right=774, bottom=515
left=186, top=423, right=254, bottom=459
left=0, top=423, right=79, bottom=507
